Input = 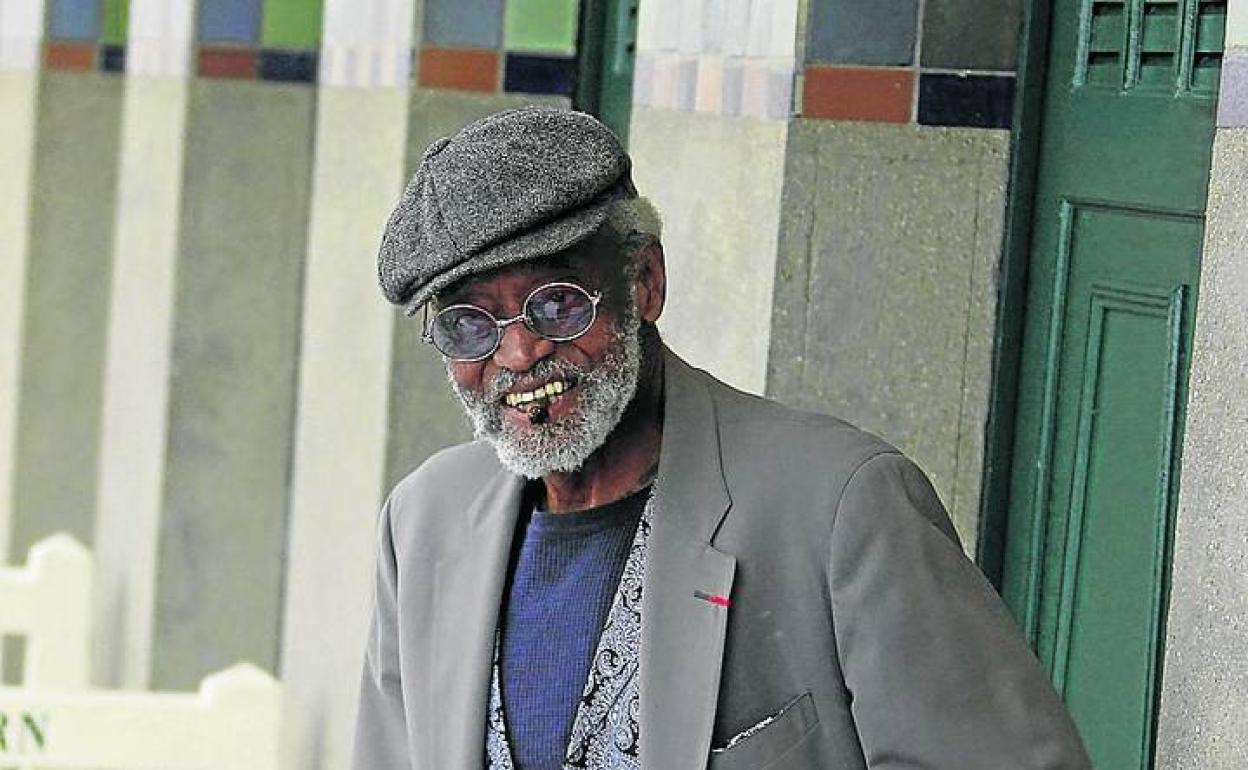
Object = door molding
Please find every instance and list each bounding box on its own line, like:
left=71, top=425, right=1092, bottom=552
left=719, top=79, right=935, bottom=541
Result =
left=976, top=0, right=1056, bottom=589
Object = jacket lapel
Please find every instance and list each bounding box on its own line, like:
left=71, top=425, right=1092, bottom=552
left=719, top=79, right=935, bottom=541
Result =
left=641, top=350, right=737, bottom=770
left=430, top=468, right=526, bottom=768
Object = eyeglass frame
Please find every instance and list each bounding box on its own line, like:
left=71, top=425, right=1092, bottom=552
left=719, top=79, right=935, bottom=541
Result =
left=422, top=280, right=604, bottom=362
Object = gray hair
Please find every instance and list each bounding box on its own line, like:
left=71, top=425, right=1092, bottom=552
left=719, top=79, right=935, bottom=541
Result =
left=605, top=196, right=662, bottom=281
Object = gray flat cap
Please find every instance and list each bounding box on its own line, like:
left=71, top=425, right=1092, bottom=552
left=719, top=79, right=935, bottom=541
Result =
left=378, top=106, right=635, bottom=313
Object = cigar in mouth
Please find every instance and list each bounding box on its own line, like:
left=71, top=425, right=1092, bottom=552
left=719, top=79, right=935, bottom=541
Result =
left=527, top=404, right=549, bottom=425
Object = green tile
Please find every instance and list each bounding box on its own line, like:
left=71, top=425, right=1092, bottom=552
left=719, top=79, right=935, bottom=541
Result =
left=262, top=0, right=324, bottom=48
left=504, top=0, right=578, bottom=54
left=102, top=0, right=129, bottom=44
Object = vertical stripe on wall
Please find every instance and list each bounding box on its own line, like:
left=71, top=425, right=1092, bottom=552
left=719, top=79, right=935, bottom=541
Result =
left=319, top=0, right=414, bottom=88
left=0, top=0, right=46, bottom=561
left=89, top=0, right=194, bottom=689
left=127, top=0, right=193, bottom=77
left=151, top=79, right=314, bottom=690
left=11, top=73, right=124, bottom=558
left=278, top=84, right=407, bottom=770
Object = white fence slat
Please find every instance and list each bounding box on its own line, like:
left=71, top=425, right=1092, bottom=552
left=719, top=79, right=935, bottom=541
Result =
left=0, top=534, right=92, bottom=687
left=0, top=662, right=281, bottom=769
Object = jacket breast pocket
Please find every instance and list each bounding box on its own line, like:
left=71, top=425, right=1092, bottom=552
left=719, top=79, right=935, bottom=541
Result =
left=708, top=692, right=820, bottom=770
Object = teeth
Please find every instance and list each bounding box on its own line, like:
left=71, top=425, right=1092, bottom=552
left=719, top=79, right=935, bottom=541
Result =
left=505, top=380, right=569, bottom=407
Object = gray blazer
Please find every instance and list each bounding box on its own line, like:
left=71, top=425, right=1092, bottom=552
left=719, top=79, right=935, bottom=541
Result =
left=352, top=349, right=1091, bottom=769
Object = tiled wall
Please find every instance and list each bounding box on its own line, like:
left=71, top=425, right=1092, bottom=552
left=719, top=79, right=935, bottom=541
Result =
left=44, top=0, right=129, bottom=72
left=632, top=0, right=799, bottom=120
left=418, top=0, right=581, bottom=97
left=43, top=0, right=329, bottom=83
left=801, top=0, right=1021, bottom=128
left=193, top=0, right=322, bottom=81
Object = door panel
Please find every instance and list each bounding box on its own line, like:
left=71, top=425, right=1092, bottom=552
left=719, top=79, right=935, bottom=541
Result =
left=1001, top=0, right=1224, bottom=766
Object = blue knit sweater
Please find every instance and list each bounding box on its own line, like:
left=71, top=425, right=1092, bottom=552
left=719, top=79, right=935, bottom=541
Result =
left=498, top=487, right=647, bottom=770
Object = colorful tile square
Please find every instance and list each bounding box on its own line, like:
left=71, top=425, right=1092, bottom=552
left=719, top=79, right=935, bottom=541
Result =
left=917, top=72, right=1014, bottom=129
left=198, top=0, right=262, bottom=44
left=504, top=53, right=575, bottom=95
left=504, top=0, right=578, bottom=55
left=101, top=44, right=126, bottom=72
left=676, top=56, right=698, bottom=109
left=802, top=66, right=914, bottom=122
left=921, top=0, right=1021, bottom=70
left=722, top=58, right=744, bottom=115
left=424, top=0, right=504, bottom=49
left=806, top=0, right=918, bottom=66
left=419, top=47, right=500, bottom=92
left=48, top=0, right=102, bottom=41
left=198, top=47, right=259, bottom=78
left=102, top=0, right=129, bottom=45
left=45, top=41, right=96, bottom=70
left=695, top=55, right=724, bottom=112
left=1218, top=52, right=1248, bottom=127
left=259, top=50, right=318, bottom=82
left=262, top=0, right=325, bottom=49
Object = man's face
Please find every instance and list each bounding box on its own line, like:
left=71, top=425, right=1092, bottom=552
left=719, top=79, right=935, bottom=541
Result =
left=438, top=242, right=642, bottom=479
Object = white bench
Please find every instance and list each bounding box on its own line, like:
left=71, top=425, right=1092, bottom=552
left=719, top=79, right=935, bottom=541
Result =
left=0, top=662, right=281, bottom=769
left=0, top=534, right=92, bottom=688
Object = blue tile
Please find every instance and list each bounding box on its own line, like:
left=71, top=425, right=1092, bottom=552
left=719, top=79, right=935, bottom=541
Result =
left=806, top=0, right=919, bottom=66
left=49, top=0, right=102, bottom=41
left=100, top=44, right=126, bottom=72
left=258, top=50, right=318, bottom=83
left=917, top=73, right=1015, bottom=129
left=424, top=0, right=504, bottom=49
left=504, top=53, right=575, bottom=96
left=198, top=0, right=262, bottom=44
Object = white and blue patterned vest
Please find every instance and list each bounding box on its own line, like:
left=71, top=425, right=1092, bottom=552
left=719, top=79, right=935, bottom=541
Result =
left=485, top=491, right=654, bottom=770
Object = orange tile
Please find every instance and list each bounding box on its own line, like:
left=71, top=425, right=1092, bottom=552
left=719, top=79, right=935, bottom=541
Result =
left=802, top=67, right=915, bottom=123
left=419, top=48, right=499, bottom=93
left=198, top=48, right=258, bottom=79
left=45, top=42, right=96, bottom=71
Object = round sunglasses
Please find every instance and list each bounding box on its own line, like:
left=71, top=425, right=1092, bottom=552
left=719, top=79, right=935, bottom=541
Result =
left=423, top=281, right=603, bottom=361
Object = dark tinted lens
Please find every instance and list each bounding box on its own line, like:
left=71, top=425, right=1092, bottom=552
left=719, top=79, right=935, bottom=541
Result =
left=430, top=306, right=498, bottom=359
left=526, top=284, right=595, bottom=340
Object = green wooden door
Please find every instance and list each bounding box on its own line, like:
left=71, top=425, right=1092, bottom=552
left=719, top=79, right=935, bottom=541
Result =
left=1000, top=0, right=1226, bottom=767
left=575, top=0, right=639, bottom=144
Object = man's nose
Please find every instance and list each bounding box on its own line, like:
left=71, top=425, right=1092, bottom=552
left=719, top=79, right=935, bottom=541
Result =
left=493, top=321, right=555, bottom=371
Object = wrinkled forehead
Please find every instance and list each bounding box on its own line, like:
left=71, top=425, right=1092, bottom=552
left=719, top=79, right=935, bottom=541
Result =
left=435, top=227, right=625, bottom=308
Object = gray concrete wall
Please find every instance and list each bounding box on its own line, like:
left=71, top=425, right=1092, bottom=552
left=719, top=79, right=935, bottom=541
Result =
left=11, top=73, right=123, bottom=556
left=630, top=107, right=789, bottom=396
left=152, top=79, right=315, bottom=690
left=767, top=120, right=1009, bottom=547
left=1155, top=128, right=1248, bottom=769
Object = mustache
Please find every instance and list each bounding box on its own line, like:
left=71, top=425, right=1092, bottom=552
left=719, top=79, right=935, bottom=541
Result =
left=479, top=357, right=589, bottom=402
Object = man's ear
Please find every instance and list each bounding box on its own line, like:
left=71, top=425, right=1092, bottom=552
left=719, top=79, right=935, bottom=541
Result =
left=634, top=240, right=667, bottom=324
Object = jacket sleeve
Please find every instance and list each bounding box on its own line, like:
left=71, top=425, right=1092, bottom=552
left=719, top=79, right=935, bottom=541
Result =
left=828, top=452, right=1092, bottom=769
left=351, top=496, right=413, bottom=770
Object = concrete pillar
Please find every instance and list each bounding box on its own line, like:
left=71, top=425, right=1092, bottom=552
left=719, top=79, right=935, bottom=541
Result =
left=277, top=3, right=414, bottom=768
left=1155, top=6, right=1248, bottom=763
left=0, top=0, right=46, bottom=561
left=90, top=0, right=195, bottom=689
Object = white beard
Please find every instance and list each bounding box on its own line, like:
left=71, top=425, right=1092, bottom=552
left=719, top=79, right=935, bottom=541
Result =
left=447, top=300, right=642, bottom=479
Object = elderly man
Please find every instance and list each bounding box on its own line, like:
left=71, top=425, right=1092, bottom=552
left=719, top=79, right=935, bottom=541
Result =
left=352, top=107, right=1090, bottom=770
